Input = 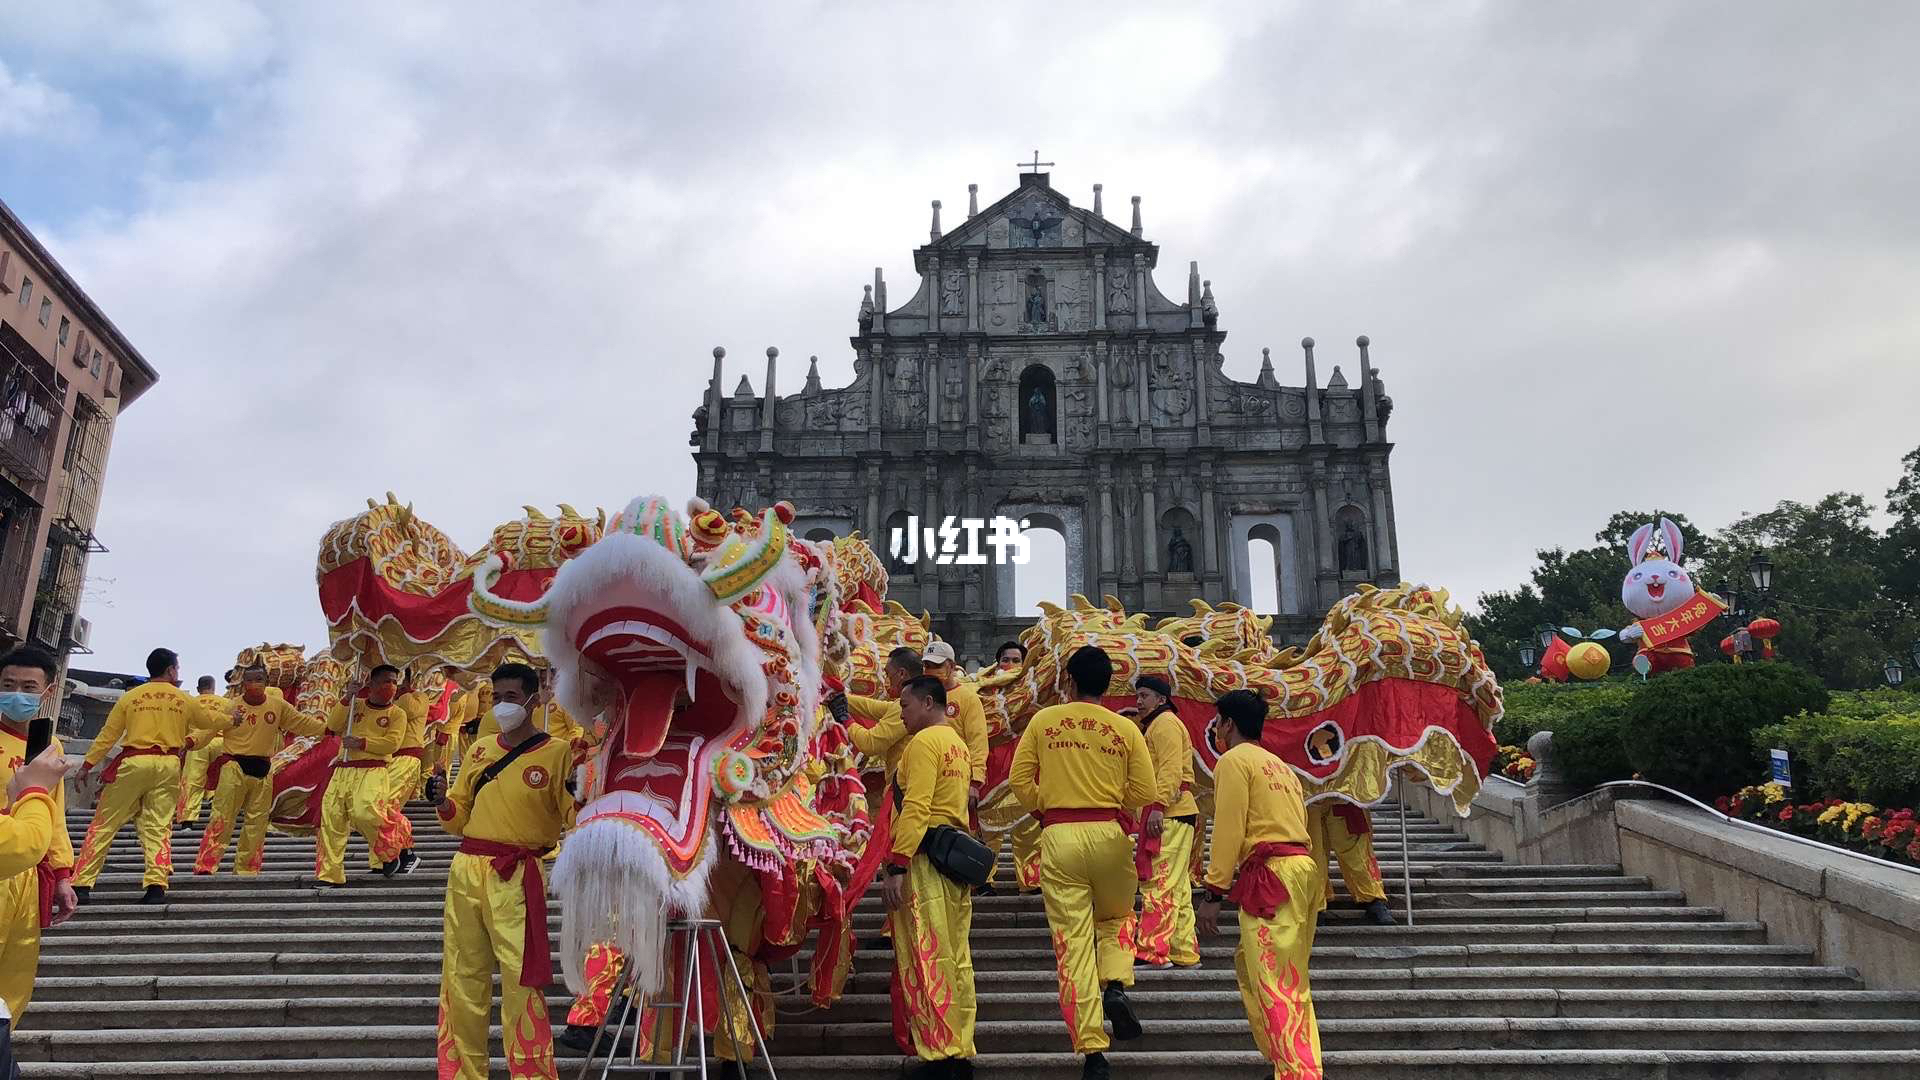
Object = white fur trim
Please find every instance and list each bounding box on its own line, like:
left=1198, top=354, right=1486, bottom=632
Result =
left=553, top=820, right=717, bottom=998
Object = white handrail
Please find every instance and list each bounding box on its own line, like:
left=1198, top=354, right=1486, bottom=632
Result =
left=1595, top=780, right=1920, bottom=878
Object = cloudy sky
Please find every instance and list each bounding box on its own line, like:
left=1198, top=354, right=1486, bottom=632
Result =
left=2, top=1, right=1915, bottom=675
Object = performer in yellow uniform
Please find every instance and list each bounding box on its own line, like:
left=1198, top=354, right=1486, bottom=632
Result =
left=846, top=647, right=922, bottom=778
left=1132, top=675, right=1201, bottom=969
left=194, top=665, right=326, bottom=876
left=314, top=665, right=409, bottom=887
left=1009, top=645, right=1157, bottom=1080
left=74, top=648, right=218, bottom=904
left=1306, top=803, right=1394, bottom=925
left=430, top=661, right=570, bottom=1080
left=0, top=647, right=79, bottom=1021
left=421, top=666, right=466, bottom=781
left=175, top=675, right=228, bottom=827
left=883, top=675, right=978, bottom=1076
left=919, top=643, right=988, bottom=794
left=1196, top=690, right=1323, bottom=1080
left=369, top=679, right=427, bottom=877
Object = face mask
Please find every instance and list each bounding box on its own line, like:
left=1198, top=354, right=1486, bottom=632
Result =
left=0, top=691, right=40, bottom=723
left=492, top=702, right=529, bottom=731
left=1207, top=719, right=1228, bottom=756
left=243, top=687, right=267, bottom=707
left=368, top=687, right=396, bottom=707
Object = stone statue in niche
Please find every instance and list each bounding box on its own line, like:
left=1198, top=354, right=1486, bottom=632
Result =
left=892, top=356, right=920, bottom=428
left=1107, top=263, right=1134, bottom=313
left=1339, top=520, right=1370, bottom=573
left=1026, top=384, right=1055, bottom=437
left=941, top=270, right=965, bottom=316
left=1024, top=273, right=1048, bottom=326
left=1167, top=528, right=1194, bottom=574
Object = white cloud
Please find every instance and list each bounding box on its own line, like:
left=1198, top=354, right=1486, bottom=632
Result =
left=0, top=59, right=91, bottom=140
left=0, top=0, right=1915, bottom=671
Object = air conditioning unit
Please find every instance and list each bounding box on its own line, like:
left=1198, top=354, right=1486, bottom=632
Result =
left=72, top=615, right=91, bottom=648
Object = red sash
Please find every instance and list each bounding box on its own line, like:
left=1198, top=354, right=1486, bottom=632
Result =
left=1331, top=803, right=1372, bottom=838
left=459, top=838, right=553, bottom=987
left=336, top=759, right=388, bottom=770
left=1135, top=803, right=1166, bottom=880
left=101, top=745, right=179, bottom=784
left=393, top=748, right=424, bottom=761
left=1226, top=841, right=1314, bottom=919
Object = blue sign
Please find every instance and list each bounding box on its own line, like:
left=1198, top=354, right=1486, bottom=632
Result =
left=1769, top=748, right=1792, bottom=788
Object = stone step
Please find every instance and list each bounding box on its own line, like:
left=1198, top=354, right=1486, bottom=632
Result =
left=838, top=963, right=1869, bottom=995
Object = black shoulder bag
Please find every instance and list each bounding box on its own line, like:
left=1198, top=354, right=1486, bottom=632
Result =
left=469, top=732, right=552, bottom=800
left=892, top=777, right=994, bottom=887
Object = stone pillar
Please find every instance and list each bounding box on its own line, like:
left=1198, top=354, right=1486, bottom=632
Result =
left=1140, top=462, right=1159, bottom=574
left=1135, top=339, right=1151, bottom=439
left=1309, top=463, right=1335, bottom=609
left=867, top=342, right=885, bottom=450
left=759, top=347, right=778, bottom=454
left=1357, top=335, right=1379, bottom=442
left=1192, top=335, right=1210, bottom=438
left=1094, top=341, right=1110, bottom=428
left=865, top=462, right=882, bottom=539
left=1301, top=338, right=1324, bottom=445
left=872, top=268, right=887, bottom=335
left=704, top=346, right=725, bottom=452
left=963, top=461, right=983, bottom=611
left=1097, top=462, right=1116, bottom=581
left=1092, top=251, right=1107, bottom=330
left=965, top=340, right=981, bottom=445
left=1199, top=460, right=1221, bottom=590
left=923, top=464, right=940, bottom=582
left=1369, top=462, right=1396, bottom=580
left=924, top=346, right=939, bottom=449
left=1133, top=254, right=1148, bottom=334
left=928, top=255, right=941, bottom=335
left=966, top=253, right=980, bottom=333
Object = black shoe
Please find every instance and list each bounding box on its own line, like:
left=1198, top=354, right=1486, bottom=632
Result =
left=1082, top=1052, right=1111, bottom=1080
left=379, top=857, right=401, bottom=879
left=1362, top=899, right=1397, bottom=926
left=952, top=1060, right=974, bottom=1080
left=1102, top=982, right=1142, bottom=1041
left=316, top=881, right=347, bottom=890
left=904, top=1059, right=954, bottom=1079
left=397, top=850, right=421, bottom=875
left=140, top=885, right=167, bottom=905
left=554, top=1024, right=599, bottom=1053
left=860, top=935, right=893, bottom=953
left=972, top=884, right=998, bottom=897
left=716, top=1063, right=746, bottom=1080
left=72, top=885, right=90, bottom=905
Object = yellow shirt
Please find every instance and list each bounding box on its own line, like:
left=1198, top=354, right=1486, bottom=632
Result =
left=0, top=790, right=56, bottom=881
left=84, top=682, right=218, bottom=765
left=325, top=700, right=408, bottom=764
left=846, top=694, right=909, bottom=776
left=1010, top=701, right=1157, bottom=815
left=1, top=722, right=72, bottom=873
left=1144, top=709, right=1199, bottom=818
left=223, top=688, right=327, bottom=758
left=890, top=723, right=972, bottom=865
left=194, top=693, right=231, bottom=756
left=943, top=682, right=990, bottom=789
left=1204, top=741, right=1310, bottom=894
left=436, top=732, right=575, bottom=847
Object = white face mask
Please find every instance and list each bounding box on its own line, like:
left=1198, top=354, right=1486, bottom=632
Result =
left=492, top=701, right=529, bottom=733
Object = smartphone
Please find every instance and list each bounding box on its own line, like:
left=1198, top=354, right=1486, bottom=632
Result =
left=24, top=714, right=53, bottom=761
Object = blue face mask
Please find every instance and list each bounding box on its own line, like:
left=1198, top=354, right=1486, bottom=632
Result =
left=0, top=691, right=41, bottom=722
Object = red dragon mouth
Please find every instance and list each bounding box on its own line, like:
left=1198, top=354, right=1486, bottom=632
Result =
left=576, top=607, right=742, bottom=847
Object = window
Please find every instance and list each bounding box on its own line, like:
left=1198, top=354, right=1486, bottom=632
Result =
left=57, top=317, right=69, bottom=346
left=38, top=297, right=51, bottom=326
left=18, top=278, right=29, bottom=306
left=90, top=350, right=101, bottom=377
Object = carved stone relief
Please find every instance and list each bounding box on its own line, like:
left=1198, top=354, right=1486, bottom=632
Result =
left=940, top=270, right=965, bottom=316
left=1107, top=265, right=1134, bottom=313
left=1149, top=345, right=1193, bottom=423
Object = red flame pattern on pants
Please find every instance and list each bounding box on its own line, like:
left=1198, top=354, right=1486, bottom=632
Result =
left=1231, top=855, right=1323, bottom=1080
left=890, top=856, right=976, bottom=1060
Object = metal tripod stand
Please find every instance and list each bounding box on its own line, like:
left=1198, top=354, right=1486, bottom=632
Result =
left=575, top=918, right=779, bottom=1079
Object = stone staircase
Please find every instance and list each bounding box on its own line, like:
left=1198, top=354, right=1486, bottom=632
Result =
left=20, top=801, right=1920, bottom=1078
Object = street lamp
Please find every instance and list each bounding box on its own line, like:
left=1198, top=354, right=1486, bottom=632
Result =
left=1519, top=644, right=1537, bottom=669
left=1748, top=552, right=1774, bottom=594
left=1910, top=639, right=1920, bottom=671
left=1886, top=657, right=1906, bottom=689
left=1535, top=624, right=1556, bottom=649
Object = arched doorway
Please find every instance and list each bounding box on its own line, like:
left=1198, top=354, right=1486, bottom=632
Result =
left=1013, top=524, right=1067, bottom=613
left=1017, top=365, right=1057, bottom=444
left=1246, top=534, right=1280, bottom=614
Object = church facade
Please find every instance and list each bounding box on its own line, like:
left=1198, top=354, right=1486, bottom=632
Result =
left=690, top=170, right=1399, bottom=661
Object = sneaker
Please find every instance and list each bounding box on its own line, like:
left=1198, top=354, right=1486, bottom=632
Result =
left=1082, top=1052, right=1111, bottom=1080
left=71, top=885, right=90, bottom=905
left=379, top=858, right=401, bottom=879
left=904, top=1060, right=954, bottom=1079
left=397, top=850, right=421, bottom=875
left=1362, top=899, right=1397, bottom=926
left=1102, top=982, right=1143, bottom=1041
left=972, top=884, right=998, bottom=897
left=553, top=1024, right=599, bottom=1053
left=952, top=1061, right=974, bottom=1080
left=140, top=885, right=167, bottom=905
left=716, top=1062, right=746, bottom=1080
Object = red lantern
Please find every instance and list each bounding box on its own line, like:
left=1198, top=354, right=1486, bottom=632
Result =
left=1719, top=635, right=1737, bottom=656
left=1748, top=617, right=1781, bottom=660
left=1539, top=635, right=1573, bottom=683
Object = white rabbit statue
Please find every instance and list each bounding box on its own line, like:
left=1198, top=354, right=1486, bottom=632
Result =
left=1617, top=517, right=1718, bottom=674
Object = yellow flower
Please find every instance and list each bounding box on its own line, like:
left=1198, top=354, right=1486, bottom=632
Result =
left=1817, top=805, right=1844, bottom=826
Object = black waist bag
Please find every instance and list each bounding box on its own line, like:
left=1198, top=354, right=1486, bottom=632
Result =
left=920, top=825, right=993, bottom=888
left=235, top=755, right=272, bottom=779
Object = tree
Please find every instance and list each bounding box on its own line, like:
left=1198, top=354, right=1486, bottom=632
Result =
left=1882, top=445, right=1920, bottom=623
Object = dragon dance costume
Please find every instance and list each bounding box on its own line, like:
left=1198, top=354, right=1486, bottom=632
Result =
left=887, top=721, right=977, bottom=1063
left=194, top=687, right=325, bottom=876
left=435, top=731, right=574, bottom=1080
left=1010, top=701, right=1158, bottom=1056
left=1205, top=741, right=1323, bottom=1080
left=76, top=682, right=219, bottom=893
left=1305, top=803, right=1387, bottom=909
left=0, top=723, right=72, bottom=1020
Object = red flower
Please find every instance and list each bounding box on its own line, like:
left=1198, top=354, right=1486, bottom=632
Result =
left=1779, top=807, right=1795, bottom=822
left=1715, top=797, right=1732, bottom=814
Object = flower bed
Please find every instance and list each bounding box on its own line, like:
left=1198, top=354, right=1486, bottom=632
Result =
left=1491, top=744, right=1537, bottom=783
left=1718, top=782, right=1920, bottom=867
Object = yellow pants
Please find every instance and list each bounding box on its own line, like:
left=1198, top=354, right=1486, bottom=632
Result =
left=1135, top=817, right=1201, bottom=967
left=436, top=851, right=556, bottom=1080
left=74, top=755, right=180, bottom=889
left=368, top=756, right=421, bottom=870
left=892, top=856, right=977, bottom=1060
left=195, top=763, right=273, bottom=876
left=1010, top=817, right=1042, bottom=891
left=0, top=870, right=42, bottom=1020
left=175, top=746, right=218, bottom=824
left=1233, top=854, right=1324, bottom=1079
left=1306, top=804, right=1386, bottom=906
left=315, top=764, right=409, bottom=884
left=1038, top=820, right=1136, bottom=1054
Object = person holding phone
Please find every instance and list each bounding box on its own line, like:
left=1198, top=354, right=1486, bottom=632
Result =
left=0, top=646, right=78, bottom=1022
left=74, top=648, right=220, bottom=905
left=2, top=738, right=73, bottom=1077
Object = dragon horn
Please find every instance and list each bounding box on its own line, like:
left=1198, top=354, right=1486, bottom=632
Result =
left=701, top=506, right=788, bottom=603
left=557, top=503, right=582, bottom=519
left=468, top=553, right=550, bottom=626
left=523, top=506, right=550, bottom=521
left=1069, top=594, right=1095, bottom=612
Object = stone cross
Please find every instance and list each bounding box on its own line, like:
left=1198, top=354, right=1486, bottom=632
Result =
left=1018, top=150, right=1055, bottom=174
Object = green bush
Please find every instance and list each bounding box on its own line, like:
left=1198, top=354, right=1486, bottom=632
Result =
left=1620, top=663, right=1830, bottom=800
left=1495, top=678, right=1639, bottom=790
left=1755, top=690, right=1920, bottom=808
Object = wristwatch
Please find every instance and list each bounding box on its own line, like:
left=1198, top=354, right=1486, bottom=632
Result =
left=885, top=864, right=908, bottom=877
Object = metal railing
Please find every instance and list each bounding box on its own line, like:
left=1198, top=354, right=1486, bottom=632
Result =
left=1595, top=780, right=1920, bottom=878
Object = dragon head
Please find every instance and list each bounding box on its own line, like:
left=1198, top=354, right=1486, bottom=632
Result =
left=476, top=495, right=842, bottom=995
